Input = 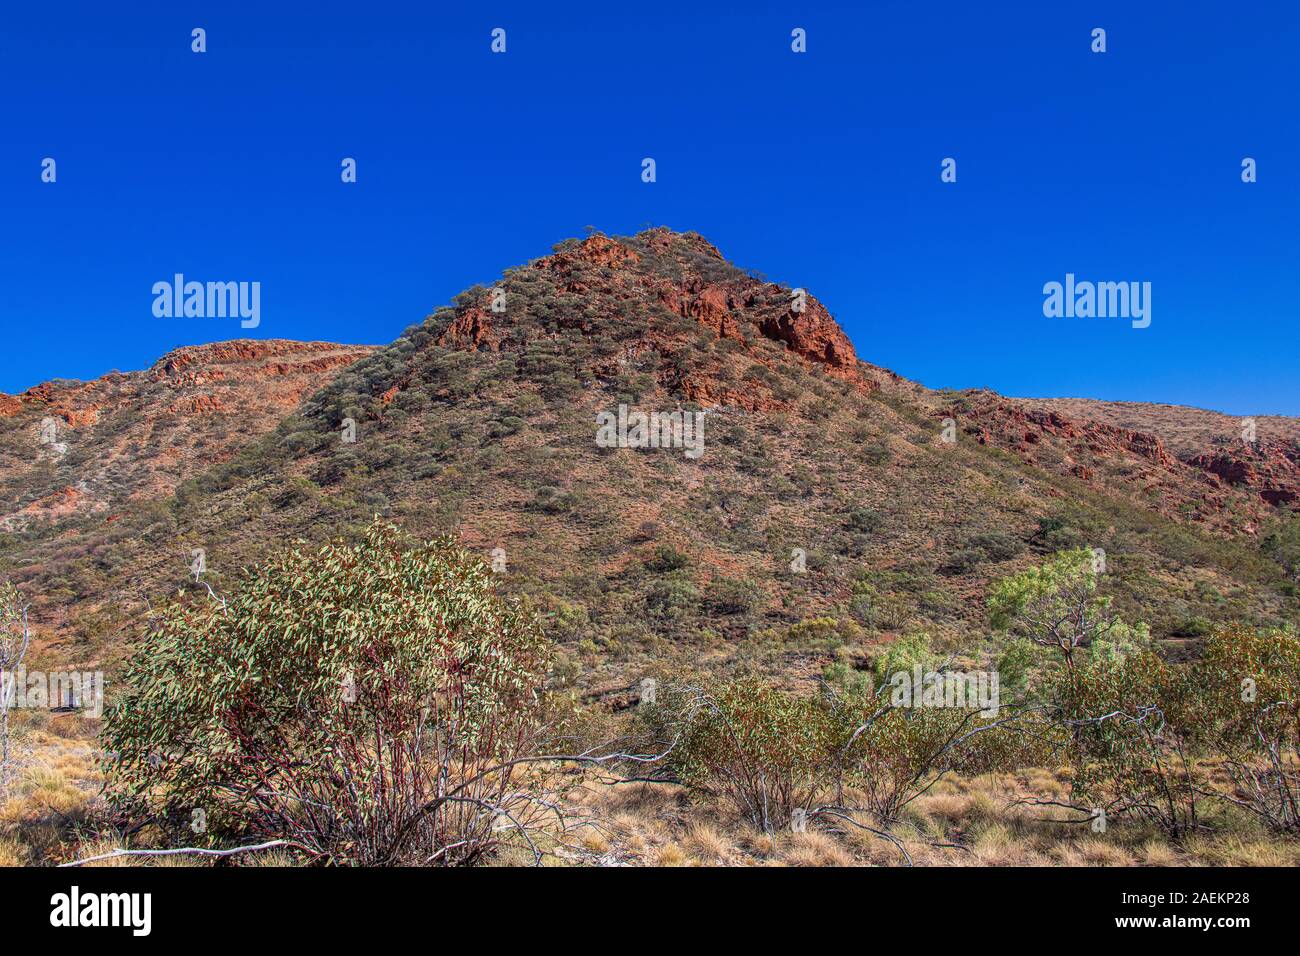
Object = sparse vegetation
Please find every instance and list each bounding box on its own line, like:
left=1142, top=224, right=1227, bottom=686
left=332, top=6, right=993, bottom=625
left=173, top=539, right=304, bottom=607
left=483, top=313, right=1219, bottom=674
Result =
left=5, top=230, right=1300, bottom=868
left=0, top=582, right=31, bottom=797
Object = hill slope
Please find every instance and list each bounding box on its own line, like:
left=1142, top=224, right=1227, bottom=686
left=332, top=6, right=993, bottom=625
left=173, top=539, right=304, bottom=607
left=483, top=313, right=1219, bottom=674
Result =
left=2, top=230, right=1297, bottom=692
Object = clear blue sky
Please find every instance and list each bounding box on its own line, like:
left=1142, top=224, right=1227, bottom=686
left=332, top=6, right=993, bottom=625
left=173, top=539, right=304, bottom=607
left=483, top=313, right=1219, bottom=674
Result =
left=2, top=1, right=1297, bottom=414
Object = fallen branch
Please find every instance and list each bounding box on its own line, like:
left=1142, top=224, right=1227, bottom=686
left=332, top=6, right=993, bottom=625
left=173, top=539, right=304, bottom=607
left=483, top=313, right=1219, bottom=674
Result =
left=59, top=839, right=291, bottom=868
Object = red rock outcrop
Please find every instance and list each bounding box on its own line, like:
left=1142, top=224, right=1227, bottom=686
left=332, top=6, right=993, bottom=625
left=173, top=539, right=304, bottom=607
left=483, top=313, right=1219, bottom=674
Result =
left=754, top=295, right=860, bottom=376
left=959, top=402, right=1178, bottom=470
left=518, top=233, right=866, bottom=391
left=435, top=306, right=499, bottom=351
left=1189, top=440, right=1300, bottom=506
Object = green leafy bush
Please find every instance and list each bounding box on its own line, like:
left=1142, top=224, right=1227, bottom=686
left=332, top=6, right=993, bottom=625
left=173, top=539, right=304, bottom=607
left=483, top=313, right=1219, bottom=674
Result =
left=1052, top=652, right=1201, bottom=838
left=102, top=520, right=550, bottom=865
left=966, top=530, right=1024, bottom=562
left=703, top=576, right=761, bottom=616
left=1195, top=625, right=1300, bottom=832
left=645, top=544, right=689, bottom=573
left=939, top=548, right=982, bottom=576
left=674, top=679, right=835, bottom=831
left=643, top=575, right=700, bottom=623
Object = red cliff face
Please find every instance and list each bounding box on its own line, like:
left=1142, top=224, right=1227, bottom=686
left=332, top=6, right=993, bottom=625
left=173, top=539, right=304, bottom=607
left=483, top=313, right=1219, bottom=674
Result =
left=518, top=232, right=867, bottom=394
left=1189, top=440, right=1300, bottom=506
left=957, top=402, right=1177, bottom=470
left=755, top=294, right=859, bottom=375
left=940, top=396, right=1275, bottom=532
left=435, top=306, right=499, bottom=351
left=392, top=231, right=877, bottom=423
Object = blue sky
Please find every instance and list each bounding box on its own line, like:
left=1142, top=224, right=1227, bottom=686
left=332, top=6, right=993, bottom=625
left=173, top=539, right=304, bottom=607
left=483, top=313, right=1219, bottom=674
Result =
left=1, top=1, right=1297, bottom=414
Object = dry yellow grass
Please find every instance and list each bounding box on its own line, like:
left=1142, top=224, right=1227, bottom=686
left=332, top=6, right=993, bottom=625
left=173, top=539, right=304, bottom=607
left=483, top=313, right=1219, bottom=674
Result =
left=1138, top=839, right=1181, bottom=866
left=781, top=831, right=854, bottom=867
left=0, top=836, right=26, bottom=867
left=1182, top=834, right=1300, bottom=867
left=741, top=828, right=777, bottom=858
left=654, top=843, right=687, bottom=866
left=555, top=766, right=1300, bottom=868
left=6, top=720, right=1300, bottom=869
left=970, top=821, right=1018, bottom=864
left=683, top=821, right=733, bottom=864
left=1075, top=838, right=1136, bottom=866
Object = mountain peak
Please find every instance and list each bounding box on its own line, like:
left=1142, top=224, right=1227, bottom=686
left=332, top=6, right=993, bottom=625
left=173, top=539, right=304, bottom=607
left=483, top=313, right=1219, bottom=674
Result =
left=425, top=227, right=862, bottom=398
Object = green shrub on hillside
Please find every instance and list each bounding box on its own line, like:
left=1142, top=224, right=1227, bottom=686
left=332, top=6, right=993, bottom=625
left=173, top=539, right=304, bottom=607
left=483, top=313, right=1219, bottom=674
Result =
left=102, top=520, right=550, bottom=865
left=673, top=679, right=835, bottom=831
left=1195, top=625, right=1300, bottom=832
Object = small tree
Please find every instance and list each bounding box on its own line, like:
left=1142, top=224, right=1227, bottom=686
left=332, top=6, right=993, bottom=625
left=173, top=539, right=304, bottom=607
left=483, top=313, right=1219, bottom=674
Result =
left=1053, top=652, right=1201, bottom=838
left=0, top=581, right=32, bottom=796
left=667, top=676, right=1030, bottom=840
left=989, top=549, right=1140, bottom=672
left=839, top=704, right=982, bottom=821
left=1197, top=625, right=1300, bottom=832
left=103, top=520, right=551, bottom=865
left=673, top=678, right=836, bottom=832
left=829, top=681, right=1043, bottom=825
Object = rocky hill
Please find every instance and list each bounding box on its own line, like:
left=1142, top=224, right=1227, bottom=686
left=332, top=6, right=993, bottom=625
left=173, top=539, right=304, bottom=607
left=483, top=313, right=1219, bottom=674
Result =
left=2, top=230, right=1296, bottom=692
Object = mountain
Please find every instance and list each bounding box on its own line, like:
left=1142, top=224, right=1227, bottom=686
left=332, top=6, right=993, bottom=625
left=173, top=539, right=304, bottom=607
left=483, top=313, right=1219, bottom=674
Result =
left=3, top=229, right=1297, bottom=692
